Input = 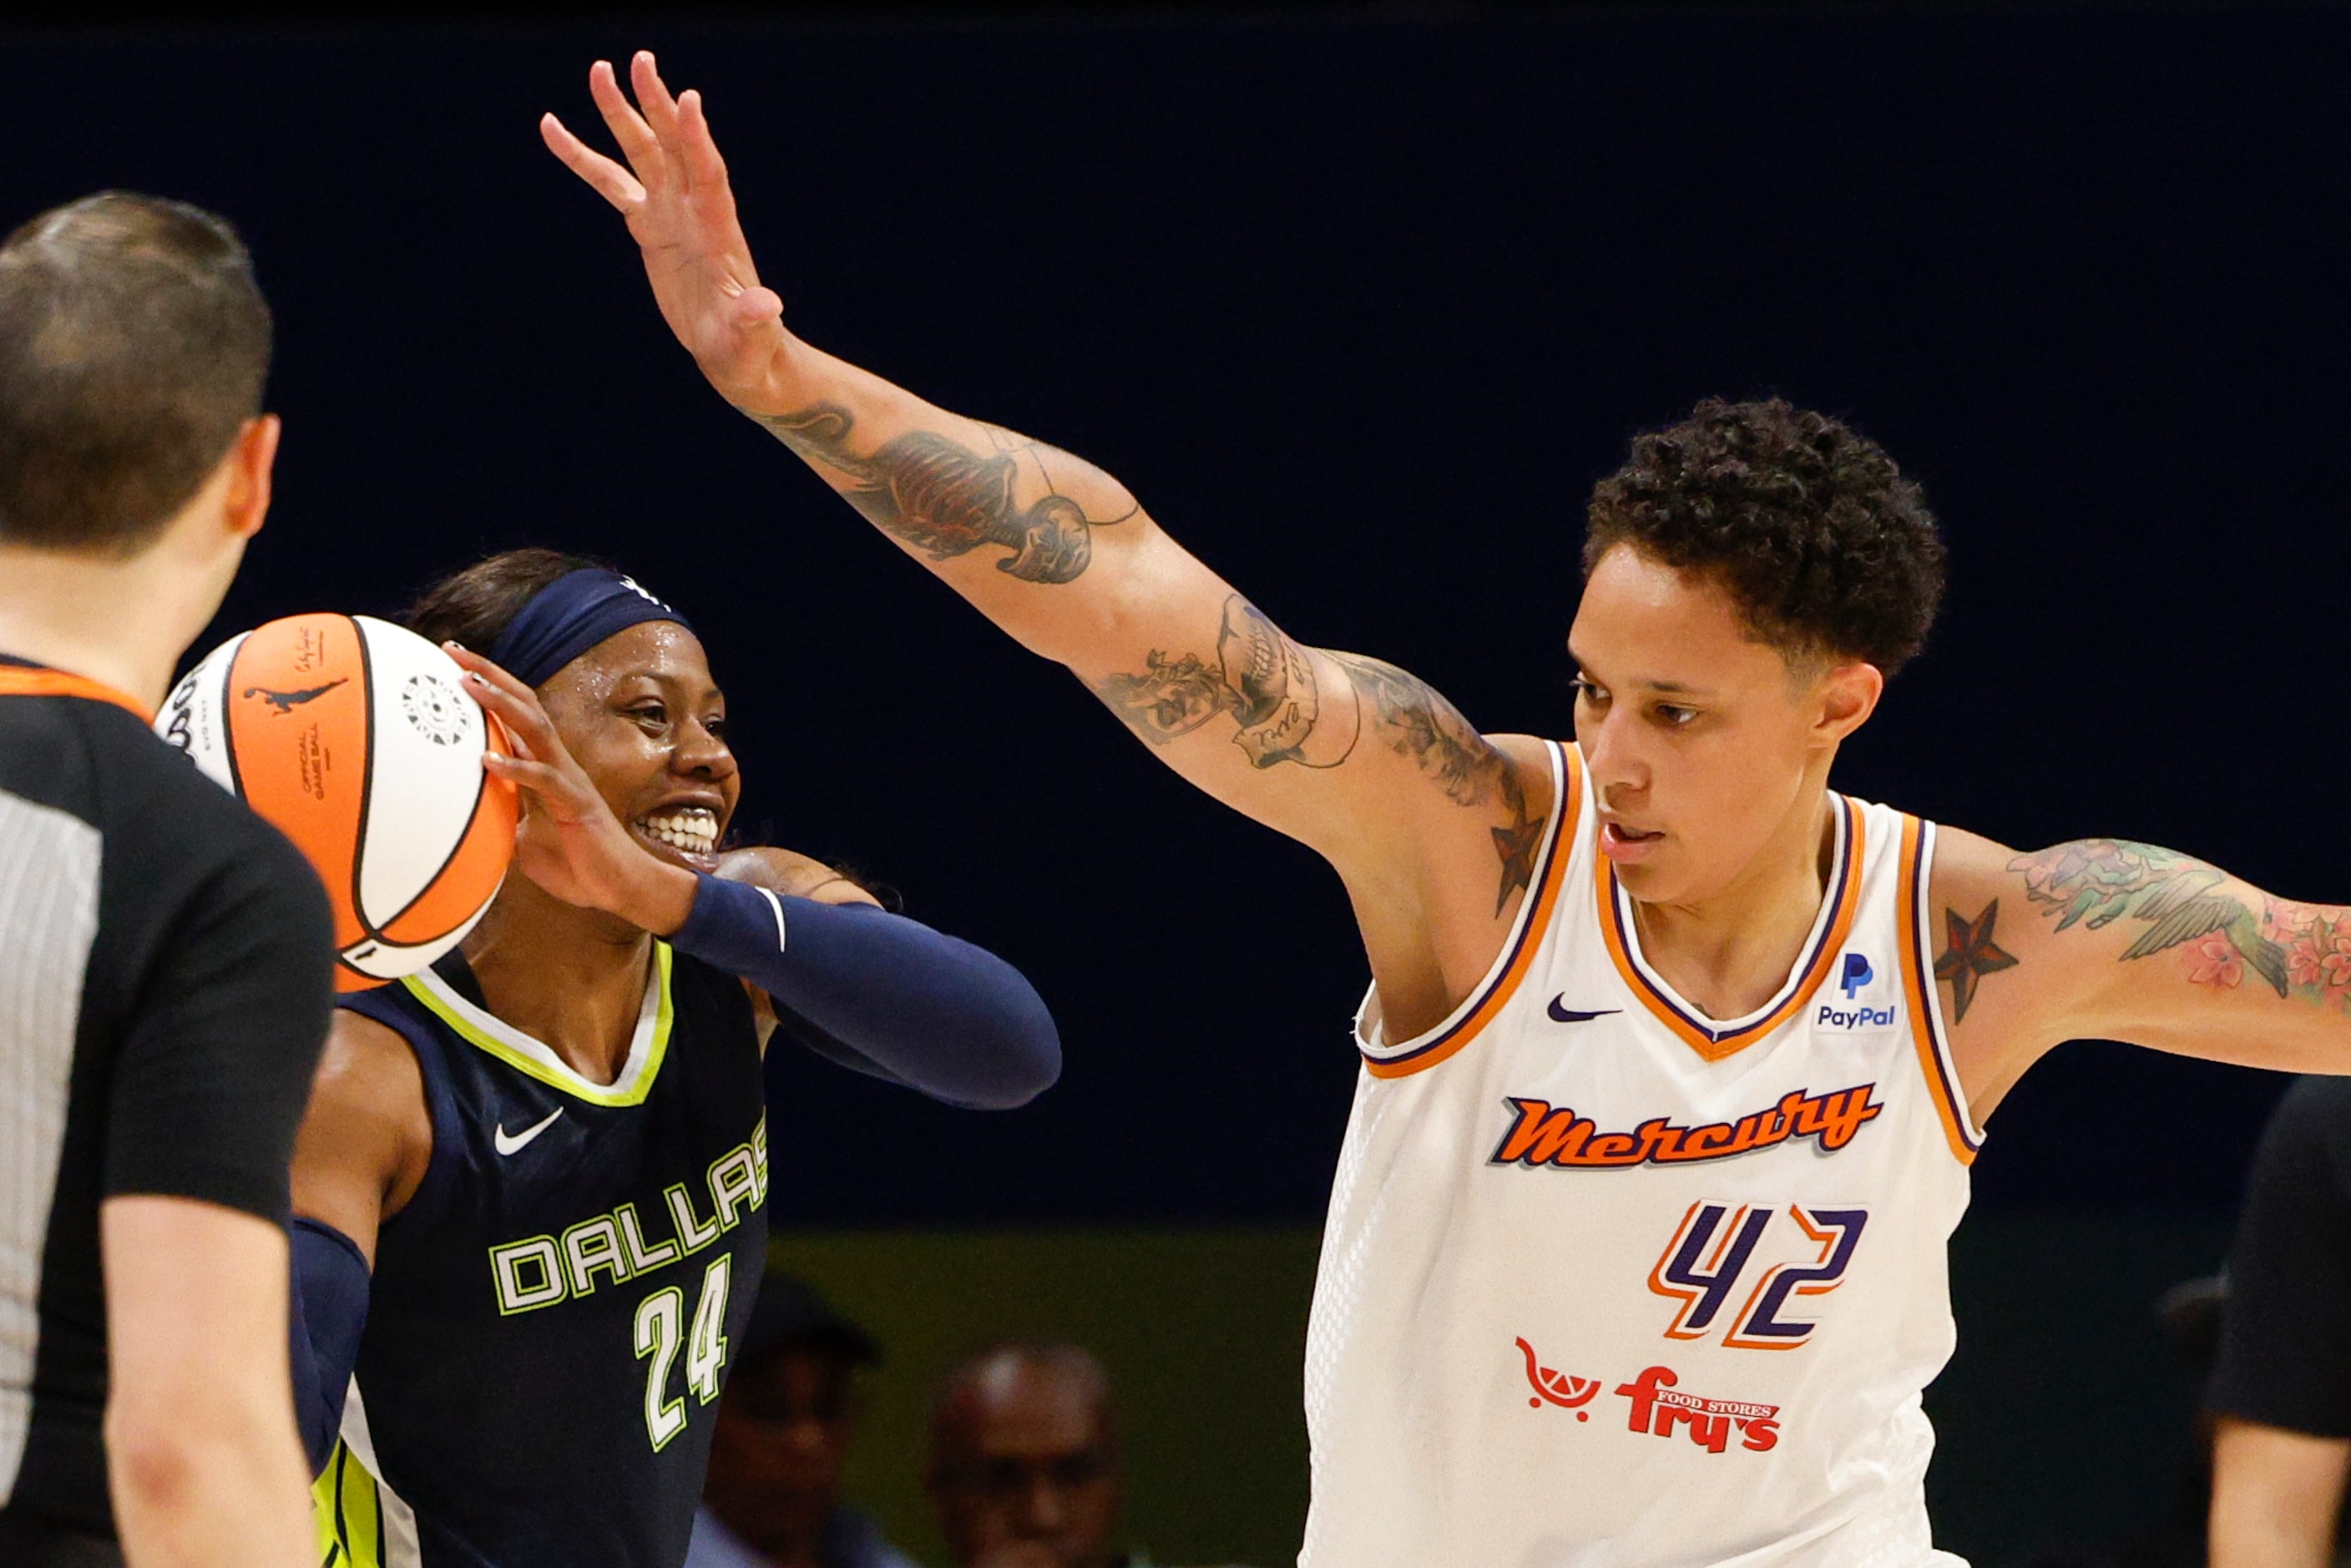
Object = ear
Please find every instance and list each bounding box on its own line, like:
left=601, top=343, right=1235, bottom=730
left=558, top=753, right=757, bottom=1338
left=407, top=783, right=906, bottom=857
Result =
left=220, top=415, right=281, bottom=541
left=1811, top=660, right=1884, bottom=745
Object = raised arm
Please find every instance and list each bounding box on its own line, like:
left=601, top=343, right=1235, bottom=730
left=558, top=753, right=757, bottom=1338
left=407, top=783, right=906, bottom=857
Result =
left=1930, top=829, right=2351, bottom=1119
left=543, top=55, right=1552, bottom=1034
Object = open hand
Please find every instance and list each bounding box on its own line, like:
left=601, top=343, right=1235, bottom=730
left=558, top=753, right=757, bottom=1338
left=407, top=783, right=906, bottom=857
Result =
left=447, top=645, right=697, bottom=934
left=542, top=52, right=792, bottom=412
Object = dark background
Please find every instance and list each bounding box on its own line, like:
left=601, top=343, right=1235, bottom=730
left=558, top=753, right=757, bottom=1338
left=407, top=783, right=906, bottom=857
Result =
left=15, top=3, right=2347, bottom=1558
left=12, top=3, right=2342, bottom=1226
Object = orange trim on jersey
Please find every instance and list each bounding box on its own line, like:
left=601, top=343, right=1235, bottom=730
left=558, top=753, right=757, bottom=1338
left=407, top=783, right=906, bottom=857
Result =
left=1361, top=741, right=1584, bottom=1080
left=1896, top=813, right=1979, bottom=1166
left=0, top=665, right=151, bottom=721
left=1596, top=799, right=1865, bottom=1063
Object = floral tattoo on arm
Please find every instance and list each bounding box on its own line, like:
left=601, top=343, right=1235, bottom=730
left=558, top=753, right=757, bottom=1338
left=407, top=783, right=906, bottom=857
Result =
left=2001, top=837, right=2351, bottom=1004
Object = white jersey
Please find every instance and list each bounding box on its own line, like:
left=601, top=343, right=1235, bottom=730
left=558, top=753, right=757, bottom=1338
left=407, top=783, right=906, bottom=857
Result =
left=1302, top=741, right=1979, bottom=1568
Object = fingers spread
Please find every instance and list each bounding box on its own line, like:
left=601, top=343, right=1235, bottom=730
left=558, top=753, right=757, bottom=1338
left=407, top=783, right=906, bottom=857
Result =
left=588, top=57, right=664, bottom=177
left=541, top=114, right=645, bottom=210
left=442, top=643, right=529, bottom=699
left=483, top=752, right=559, bottom=792
left=445, top=646, right=557, bottom=756
left=630, top=50, right=685, bottom=143
left=676, top=89, right=731, bottom=194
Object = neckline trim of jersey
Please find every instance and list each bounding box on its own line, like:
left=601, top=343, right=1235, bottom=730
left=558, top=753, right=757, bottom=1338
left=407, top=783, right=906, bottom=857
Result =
left=399, top=942, right=675, bottom=1106
left=1599, top=796, right=1864, bottom=1062
left=1356, top=739, right=1580, bottom=1078
left=0, top=662, right=152, bottom=721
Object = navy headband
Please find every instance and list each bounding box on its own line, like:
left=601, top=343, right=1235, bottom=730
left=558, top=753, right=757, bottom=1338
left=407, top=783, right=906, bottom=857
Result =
left=488, top=569, right=694, bottom=688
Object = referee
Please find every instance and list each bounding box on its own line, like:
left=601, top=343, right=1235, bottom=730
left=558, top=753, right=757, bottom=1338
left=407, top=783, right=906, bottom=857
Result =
left=0, top=195, right=333, bottom=1566
left=2207, top=1076, right=2351, bottom=1564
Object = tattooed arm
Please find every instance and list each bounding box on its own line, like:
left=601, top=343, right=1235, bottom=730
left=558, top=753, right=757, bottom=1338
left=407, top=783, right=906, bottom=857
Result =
left=1929, top=828, right=2351, bottom=1120
left=542, top=54, right=1551, bottom=1037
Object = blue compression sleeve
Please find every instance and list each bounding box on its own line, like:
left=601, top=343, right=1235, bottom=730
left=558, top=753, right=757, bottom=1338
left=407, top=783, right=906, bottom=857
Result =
left=289, top=1217, right=370, bottom=1474
left=667, top=874, right=1060, bottom=1110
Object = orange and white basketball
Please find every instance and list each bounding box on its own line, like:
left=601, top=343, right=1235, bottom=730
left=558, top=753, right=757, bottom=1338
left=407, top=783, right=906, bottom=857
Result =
left=159, top=613, right=519, bottom=990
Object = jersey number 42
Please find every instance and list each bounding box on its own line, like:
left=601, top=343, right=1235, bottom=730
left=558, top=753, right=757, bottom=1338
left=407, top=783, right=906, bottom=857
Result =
left=1648, top=1202, right=1868, bottom=1351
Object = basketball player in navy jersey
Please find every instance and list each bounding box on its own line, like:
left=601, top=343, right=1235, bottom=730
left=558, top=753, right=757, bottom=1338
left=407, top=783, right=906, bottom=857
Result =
left=549, top=53, right=2351, bottom=1565
left=286, top=549, right=1059, bottom=1568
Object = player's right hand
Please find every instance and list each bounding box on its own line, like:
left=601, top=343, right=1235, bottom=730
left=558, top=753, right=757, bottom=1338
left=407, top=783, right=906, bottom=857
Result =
left=542, top=52, right=793, bottom=415
left=443, top=644, right=699, bottom=937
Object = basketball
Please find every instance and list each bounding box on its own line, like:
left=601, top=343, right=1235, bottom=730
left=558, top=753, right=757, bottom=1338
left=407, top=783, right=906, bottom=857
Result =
left=157, top=613, right=519, bottom=991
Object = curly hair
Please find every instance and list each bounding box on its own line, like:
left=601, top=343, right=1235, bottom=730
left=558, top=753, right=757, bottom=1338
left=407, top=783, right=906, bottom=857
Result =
left=1582, top=398, right=1945, bottom=675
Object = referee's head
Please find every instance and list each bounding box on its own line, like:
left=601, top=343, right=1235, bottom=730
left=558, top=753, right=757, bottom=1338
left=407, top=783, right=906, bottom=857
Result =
left=0, top=192, right=280, bottom=692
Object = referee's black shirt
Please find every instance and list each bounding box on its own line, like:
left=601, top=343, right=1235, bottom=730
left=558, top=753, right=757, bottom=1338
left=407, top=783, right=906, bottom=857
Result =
left=0, top=657, right=335, bottom=1539
left=2210, top=1074, right=2351, bottom=1438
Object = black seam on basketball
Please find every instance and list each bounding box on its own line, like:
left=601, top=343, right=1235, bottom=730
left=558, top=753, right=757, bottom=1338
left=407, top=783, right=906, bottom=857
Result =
left=219, top=635, right=248, bottom=802
left=375, top=721, right=493, bottom=938
left=346, top=615, right=392, bottom=949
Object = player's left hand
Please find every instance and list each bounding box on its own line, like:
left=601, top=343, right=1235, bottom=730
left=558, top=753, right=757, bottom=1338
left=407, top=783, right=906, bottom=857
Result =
left=541, top=52, right=793, bottom=415
left=445, top=645, right=698, bottom=934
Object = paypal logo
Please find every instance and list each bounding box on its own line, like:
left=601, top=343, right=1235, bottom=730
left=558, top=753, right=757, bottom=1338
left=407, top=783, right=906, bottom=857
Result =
left=1838, top=953, right=1874, bottom=1000
left=1818, top=953, right=1895, bottom=1030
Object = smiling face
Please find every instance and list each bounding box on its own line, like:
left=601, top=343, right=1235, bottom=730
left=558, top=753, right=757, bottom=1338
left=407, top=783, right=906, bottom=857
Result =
left=533, top=620, right=739, bottom=873
left=1569, top=544, right=1882, bottom=907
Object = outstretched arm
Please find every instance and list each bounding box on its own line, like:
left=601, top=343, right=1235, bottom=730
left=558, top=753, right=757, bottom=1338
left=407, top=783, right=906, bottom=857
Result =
left=1931, top=830, right=2351, bottom=1118
left=544, top=55, right=1551, bottom=1035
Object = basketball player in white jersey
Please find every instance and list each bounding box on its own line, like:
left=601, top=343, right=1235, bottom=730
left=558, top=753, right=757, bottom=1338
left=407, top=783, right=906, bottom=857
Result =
left=544, top=53, right=2351, bottom=1565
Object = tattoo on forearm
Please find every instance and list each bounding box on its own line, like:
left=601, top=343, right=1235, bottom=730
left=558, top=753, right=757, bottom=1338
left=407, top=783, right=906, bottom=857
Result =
left=1095, top=597, right=1355, bottom=769
left=756, top=402, right=1137, bottom=584
left=2005, top=837, right=2348, bottom=1002
left=1934, top=900, right=2020, bottom=1020
left=1090, top=609, right=1540, bottom=913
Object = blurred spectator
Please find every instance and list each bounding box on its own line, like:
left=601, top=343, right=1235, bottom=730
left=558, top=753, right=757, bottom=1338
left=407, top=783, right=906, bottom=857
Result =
left=686, top=1274, right=921, bottom=1568
left=2021, top=1277, right=2222, bottom=1568
left=2208, top=1077, right=2351, bottom=1568
left=927, top=1343, right=1249, bottom=1568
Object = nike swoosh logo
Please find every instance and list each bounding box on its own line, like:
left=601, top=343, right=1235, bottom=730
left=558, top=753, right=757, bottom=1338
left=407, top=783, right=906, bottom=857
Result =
left=493, top=1108, right=564, bottom=1156
left=1547, top=997, right=1622, bottom=1024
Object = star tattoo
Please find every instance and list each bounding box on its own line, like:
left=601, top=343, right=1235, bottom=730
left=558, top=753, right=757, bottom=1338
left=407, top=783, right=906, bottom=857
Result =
left=1934, top=898, right=2020, bottom=1021
left=1491, top=813, right=1543, bottom=915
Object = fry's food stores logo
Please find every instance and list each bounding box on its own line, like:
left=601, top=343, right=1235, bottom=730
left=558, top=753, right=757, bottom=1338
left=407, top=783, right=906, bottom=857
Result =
left=1516, top=1338, right=1780, bottom=1454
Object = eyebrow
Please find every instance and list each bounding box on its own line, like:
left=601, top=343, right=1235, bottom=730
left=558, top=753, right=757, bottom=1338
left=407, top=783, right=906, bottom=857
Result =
left=611, top=670, right=726, bottom=701
left=1567, top=650, right=1716, bottom=700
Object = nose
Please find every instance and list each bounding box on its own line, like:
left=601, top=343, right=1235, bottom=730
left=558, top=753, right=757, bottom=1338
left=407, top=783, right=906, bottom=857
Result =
left=1018, top=1478, right=1069, bottom=1535
left=1576, top=700, right=1649, bottom=803
left=672, top=716, right=736, bottom=781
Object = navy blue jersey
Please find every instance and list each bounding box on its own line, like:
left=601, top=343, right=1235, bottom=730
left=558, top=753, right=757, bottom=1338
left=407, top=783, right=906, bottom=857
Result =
left=316, top=943, right=768, bottom=1568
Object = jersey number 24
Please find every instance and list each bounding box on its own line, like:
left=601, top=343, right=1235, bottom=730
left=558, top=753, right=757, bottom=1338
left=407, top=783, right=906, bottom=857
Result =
left=635, top=1257, right=733, bottom=1450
